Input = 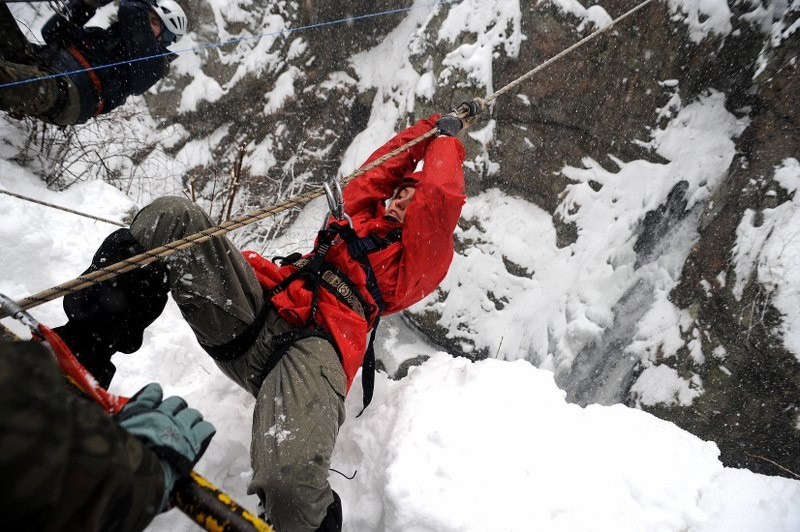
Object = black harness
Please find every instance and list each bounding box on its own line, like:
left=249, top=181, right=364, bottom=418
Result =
left=204, top=222, right=401, bottom=414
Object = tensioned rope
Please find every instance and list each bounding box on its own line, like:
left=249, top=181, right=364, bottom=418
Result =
left=0, top=0, right=655, bottom=319
left=0, top=189, right=125, bottom=226
left=0, top=0, right=461, bottom=90
left=485, top=0, right=654, bottom=105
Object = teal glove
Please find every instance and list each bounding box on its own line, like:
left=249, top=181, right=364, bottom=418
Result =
left=116, top=383, right=216, bottom=509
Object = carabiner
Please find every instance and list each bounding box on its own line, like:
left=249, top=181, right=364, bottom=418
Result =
left=0, top=293, right=40, bottom=337
left=323, top=180, right=345, bottom=220
left=321, top=180, right=353, bottom=230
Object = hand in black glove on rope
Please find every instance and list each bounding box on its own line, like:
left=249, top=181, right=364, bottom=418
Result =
left=435, top=98, right=485, bottom=137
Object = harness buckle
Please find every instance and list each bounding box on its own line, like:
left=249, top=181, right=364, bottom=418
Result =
left=321, top=180, right=353, bottom=230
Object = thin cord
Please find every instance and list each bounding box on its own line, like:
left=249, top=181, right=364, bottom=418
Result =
left=329, top=468, right=358, bottom=480
left=745, top=452, right=800, bottom=479
left=485, top=0, right=654, bottom=104
left=0, top=0, right=462, bottom=90
left=0, top=189, right=126, bottom=227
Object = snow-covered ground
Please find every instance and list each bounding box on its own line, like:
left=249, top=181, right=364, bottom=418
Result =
left=2, top=155, right=799, bottom=531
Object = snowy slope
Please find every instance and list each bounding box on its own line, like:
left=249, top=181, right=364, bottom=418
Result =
left=1, top=161, right=799, bottom=532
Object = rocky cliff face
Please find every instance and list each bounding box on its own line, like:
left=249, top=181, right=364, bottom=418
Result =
left=454, top=0, right=800, bottom=477
left=663, top=2, right=800, bottom=475
left=380, top=0, right=799, bottom=477
left=140, top=0, right=409, bottom=247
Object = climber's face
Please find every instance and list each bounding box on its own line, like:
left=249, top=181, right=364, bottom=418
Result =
left=148, top=10, right=164, bottom=41
left=385, top=186, right=416, bottom=224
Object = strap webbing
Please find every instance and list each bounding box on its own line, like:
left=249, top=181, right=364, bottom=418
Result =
left=251, top=326, right=335, bottom=393
left=334, top=225, right=387, bottom=415
left=350, top=228, right=402, bottom=254
left=336, top=224, right=388, bottom=318
left=356, top=317, right=380, bottom=416
left=66, top=45, right=105, bottom=116
left=201, top=289, right=272, bottom=361
left=266, top=223, right=397, bottom=413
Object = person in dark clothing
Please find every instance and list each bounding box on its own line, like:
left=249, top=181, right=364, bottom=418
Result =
left=0, top=340, right=215, bottom=532
left=0, top=0, right=187, bottom=125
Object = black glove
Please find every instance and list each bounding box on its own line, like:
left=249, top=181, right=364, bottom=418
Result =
left=436, top=98, right=485, bottom=137
left=435, top=115, right=463, bottom=137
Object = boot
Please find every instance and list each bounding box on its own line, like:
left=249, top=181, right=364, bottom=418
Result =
left=53, top=321, right=118, bottom=388
left=55, top=229, right=169, bottom=388
left=316, top=490, right=342, bottom=532
left=259, top=490, right=342, bottom=531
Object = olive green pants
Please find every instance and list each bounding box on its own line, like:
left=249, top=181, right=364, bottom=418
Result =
left=130, top=197, right=345, bottom=532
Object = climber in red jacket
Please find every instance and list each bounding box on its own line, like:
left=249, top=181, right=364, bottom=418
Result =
left=54, top=100, right=482, bottom=532
left=244, top=110, right=469, bottom=392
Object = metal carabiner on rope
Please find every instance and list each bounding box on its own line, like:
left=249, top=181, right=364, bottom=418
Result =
left=321, top=180, right=353, bottom=230
left=324, top=180, right=345, bottom=219
left=0, top=293, right=41, bottom=337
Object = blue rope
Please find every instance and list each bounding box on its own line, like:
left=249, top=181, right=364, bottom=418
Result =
left=0, top=0, right=461, bottom=90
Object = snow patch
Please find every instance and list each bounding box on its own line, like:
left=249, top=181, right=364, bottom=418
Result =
left=631, top=364, right=703, bottom=406
left=665, top=0, right=733, bottom=42
left=733, top=158, right=800, bottom=359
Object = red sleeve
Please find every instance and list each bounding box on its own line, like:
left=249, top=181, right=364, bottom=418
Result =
left=388, top=135, right=466, bottom=312
left=343, top=114, right=441, bottom=218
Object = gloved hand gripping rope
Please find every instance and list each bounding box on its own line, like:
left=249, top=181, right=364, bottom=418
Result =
left=435, top=97, right=485, bottom=137
left=0, top=292, right=272, bottom=532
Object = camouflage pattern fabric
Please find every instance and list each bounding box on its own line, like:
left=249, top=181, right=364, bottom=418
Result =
left=0, top=322, right=17, bottom=343
left=0, top=341, right=165, bottom=531
left=0, top=5, right=81, bottom=125
left=0, top=59, right=63, bottom=116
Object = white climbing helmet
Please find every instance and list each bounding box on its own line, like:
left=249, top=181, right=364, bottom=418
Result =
left=151, top=0, right=188, bottom=40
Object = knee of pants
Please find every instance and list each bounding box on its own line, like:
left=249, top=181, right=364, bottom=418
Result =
left=131, top=196, right=212, bottom=245
left=260, top=466, right=331, bottom=530
left=145, top=196, right=208, bottom=224
left=261, top=468, right=302, bottom=508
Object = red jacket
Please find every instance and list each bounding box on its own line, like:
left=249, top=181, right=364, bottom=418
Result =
left=243, top=114, right=466, bottom=391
